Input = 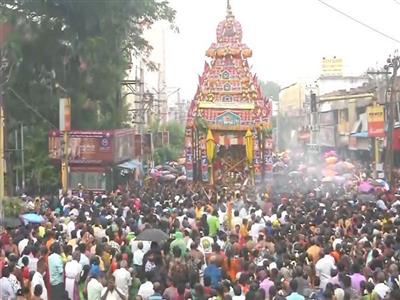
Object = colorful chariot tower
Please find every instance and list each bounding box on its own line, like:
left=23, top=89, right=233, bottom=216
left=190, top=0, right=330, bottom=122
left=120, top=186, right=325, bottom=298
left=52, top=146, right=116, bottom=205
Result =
left=184, top=1, right=273, bottom=185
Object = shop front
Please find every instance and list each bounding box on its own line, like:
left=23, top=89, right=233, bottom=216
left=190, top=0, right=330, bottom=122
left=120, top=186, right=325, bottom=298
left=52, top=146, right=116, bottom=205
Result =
left=48, top=129, right=139, bottom=192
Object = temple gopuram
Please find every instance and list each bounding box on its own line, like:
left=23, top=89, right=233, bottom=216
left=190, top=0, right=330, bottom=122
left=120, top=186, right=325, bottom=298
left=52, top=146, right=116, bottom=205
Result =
left=185, top=1, right=272, bottom=186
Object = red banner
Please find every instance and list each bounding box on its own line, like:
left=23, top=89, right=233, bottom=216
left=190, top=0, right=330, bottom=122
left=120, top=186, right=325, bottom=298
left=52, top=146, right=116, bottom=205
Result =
left=367, top=106, right=385, bottom=137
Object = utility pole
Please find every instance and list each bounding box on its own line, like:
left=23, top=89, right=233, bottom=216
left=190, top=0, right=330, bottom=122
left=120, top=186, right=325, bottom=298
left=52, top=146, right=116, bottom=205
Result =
left=57, top=84, right=71, bottom=194
left=14, top=128, right=18, bottom=192
left=20, top=123, right=25, bottom=191
left=367, top=70, right=391, bottom=178
left=0, top=22, right=11, bottom=218
left=139, top=62, right=145, bottom=133
left=306, top=82, right=320, bottom=156
left=384, top=54, right=400, bottom=187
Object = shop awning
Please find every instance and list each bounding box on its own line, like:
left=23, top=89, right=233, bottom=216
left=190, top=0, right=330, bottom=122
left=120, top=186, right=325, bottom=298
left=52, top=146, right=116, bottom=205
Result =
left=117, top=159, right=142, bottom=170
left=351, top=131, right=368, bottom=138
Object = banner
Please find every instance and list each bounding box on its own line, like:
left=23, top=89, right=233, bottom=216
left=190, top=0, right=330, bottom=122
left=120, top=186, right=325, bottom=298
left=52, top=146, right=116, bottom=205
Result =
left=49, top=130, right=113, bottom=164
left=49, top=129, right=136, bottom=164
left=367, top=105, right=385, bottom=137
left=113, top=129, right=135, bottom=163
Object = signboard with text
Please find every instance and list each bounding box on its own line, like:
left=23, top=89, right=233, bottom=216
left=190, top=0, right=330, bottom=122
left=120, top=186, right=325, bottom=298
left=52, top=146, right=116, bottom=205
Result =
left=321, top=57, right=343, bottom=77
left=367, top=105, right=385, bottom=137
left=49, top=131, right=113, bottom=164
left=49, top=129, right=136, bottom=164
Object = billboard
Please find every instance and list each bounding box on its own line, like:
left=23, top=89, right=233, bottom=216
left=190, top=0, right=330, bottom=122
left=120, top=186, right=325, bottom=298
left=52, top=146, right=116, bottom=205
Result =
left=49, top=130, right=113, bottom=164
left=321, top=56, right=343, bottom=77
left=367, top=105, right=385, bottom=137
left=113, top=129, right=135, bottom=163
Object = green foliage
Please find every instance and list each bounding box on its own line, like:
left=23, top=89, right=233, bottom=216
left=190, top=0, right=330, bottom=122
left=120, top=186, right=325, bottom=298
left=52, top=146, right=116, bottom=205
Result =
left=259, top=80, right=280, bottom=102
left=194, top=116, right=208, bottom=133
left=148, top=120, right=185, bottom=165
left=0, top=0, right=175, bottom=193
left=3, top=197, right=25, bottom=217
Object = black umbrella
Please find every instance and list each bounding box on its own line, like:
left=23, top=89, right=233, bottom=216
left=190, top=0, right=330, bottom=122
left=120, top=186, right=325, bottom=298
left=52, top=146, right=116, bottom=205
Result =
left=1, top=217, right=22, bottom=228
left=135, top=228, right=169, bottom=243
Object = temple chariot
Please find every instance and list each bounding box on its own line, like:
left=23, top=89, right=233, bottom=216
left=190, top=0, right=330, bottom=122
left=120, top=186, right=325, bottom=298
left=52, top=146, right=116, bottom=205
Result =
left=184, top=1, right=273, bottom=186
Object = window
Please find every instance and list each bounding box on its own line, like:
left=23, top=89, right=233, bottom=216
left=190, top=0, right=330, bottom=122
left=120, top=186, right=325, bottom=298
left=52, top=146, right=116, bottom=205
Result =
left=222, top=96, right=233, bottom=102
left=224, top=83, right=231, bottom=91
left=221, top=70, right=230, bottom=79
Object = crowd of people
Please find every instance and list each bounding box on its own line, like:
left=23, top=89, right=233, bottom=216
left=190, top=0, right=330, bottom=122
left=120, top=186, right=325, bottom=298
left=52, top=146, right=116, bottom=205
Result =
left=0, top=156, right=400, bottom=300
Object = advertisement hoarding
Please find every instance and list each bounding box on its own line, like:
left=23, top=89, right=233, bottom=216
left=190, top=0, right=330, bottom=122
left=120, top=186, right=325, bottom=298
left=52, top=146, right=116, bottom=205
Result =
left=367, top=105, right=385, bottom=137
left=49, top=130, right=113, bottom=164
left=113, top=129, right=135, bottom=163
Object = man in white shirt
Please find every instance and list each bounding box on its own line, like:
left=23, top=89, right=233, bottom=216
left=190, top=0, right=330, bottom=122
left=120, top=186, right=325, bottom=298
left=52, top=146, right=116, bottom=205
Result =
left=67, top=216, right=76, bottom=238
left=87, top=273, right=105, bottom=300
left=133, top=242, right=145, bottom=270
left=31, top=259, right=48, bottom=300
left=250, top=216, right=263, bottom=241
left=374, top=271, right=390, bottom=299
left=315, top=248, right=336, bottom=290
left=78, top=243, right=90, bottom=268
left=101, top=275, right=127, bottom=300
left=18, top=235, right=30, bottom=255
left=232, top=210, right=242, bottom=228
left=113, top=260, right=131, bottom=298
left=0, top=266, right=15, bottom=300
left=137, top=275, right=154, bottom=300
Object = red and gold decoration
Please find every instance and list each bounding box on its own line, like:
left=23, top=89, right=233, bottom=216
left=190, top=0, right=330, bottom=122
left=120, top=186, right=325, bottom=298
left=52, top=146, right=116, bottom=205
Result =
left=185, top=1, right=272, bottom=184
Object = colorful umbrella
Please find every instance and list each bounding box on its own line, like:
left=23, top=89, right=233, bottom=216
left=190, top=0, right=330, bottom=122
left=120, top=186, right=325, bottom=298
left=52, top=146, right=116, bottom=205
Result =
left=375, top=179, right=389, bottom=191
left=149, top=168, right=161, bottom=178
left=358, top=181, right=374, bottom=193
left=21, top=213, right=45, bottom=224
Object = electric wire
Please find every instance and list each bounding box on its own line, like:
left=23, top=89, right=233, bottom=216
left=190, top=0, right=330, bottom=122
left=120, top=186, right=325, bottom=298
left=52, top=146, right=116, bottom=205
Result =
left=317, top=0, right=400, bottom=44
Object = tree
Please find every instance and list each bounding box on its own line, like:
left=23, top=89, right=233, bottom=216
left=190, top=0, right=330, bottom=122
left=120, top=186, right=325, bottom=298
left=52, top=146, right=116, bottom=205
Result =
left=259, top=80, right=280, bottom=102
left=0, top=0, right=175, bottom=193
left=149, top=120, right=185, bottom=165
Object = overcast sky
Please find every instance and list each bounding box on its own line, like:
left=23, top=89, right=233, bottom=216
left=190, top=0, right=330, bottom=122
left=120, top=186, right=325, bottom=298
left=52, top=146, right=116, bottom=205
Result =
left=143, top=0, right=400, bottom=100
